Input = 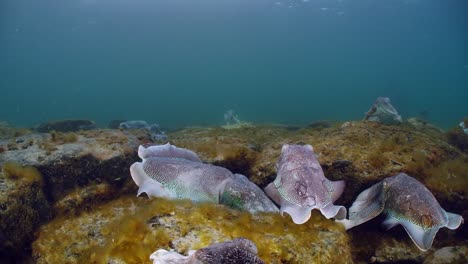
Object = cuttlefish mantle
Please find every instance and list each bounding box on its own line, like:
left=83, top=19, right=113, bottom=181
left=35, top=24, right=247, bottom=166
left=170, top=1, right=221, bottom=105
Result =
left=338, top=173, right=464, bottom=251
left=264, top=144, right=346, bottom=224
left=130, top=143, right=278, bottom=213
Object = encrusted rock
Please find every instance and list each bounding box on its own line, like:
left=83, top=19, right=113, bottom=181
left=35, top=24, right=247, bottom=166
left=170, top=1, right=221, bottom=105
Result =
left=0, top=165, right=51, bottom=261
left=32, top=196, right=352, bottom=264
left=423, top=246, right=468, bottom=264
left=0, top=129, right=149, bottom=201
left=35, top=119, right=96, bottom=133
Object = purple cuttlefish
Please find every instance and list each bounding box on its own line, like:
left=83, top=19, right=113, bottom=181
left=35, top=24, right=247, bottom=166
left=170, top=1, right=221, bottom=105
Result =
left=264, top=144, right=347, bottom=224
left=338, top=173, right=464, bottom=251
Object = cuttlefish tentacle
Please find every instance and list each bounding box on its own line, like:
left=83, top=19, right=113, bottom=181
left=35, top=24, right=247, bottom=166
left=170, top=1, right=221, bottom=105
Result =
left=338, top=173, right=464, bottom=251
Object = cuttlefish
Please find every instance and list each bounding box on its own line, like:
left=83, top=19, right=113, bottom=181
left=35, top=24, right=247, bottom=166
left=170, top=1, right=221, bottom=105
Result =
left=150, top=237, right=265, bottom=264
left=130, top=143, right=278, bottom=213
left=338, top=173, right=464, bottom=251
left=264, top=144, right=346, bottom=224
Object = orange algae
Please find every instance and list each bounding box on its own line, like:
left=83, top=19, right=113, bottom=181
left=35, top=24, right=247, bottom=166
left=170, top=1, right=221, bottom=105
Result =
left=2, top=162, right=44, bottom=186
left=32, top=196, right=351, bottom=264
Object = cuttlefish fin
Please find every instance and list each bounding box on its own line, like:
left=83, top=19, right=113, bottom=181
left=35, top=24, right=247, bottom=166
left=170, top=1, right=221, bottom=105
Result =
left=444, top=210, right=463, bottom=230
left=281, top=198, right=312, bottom=224
left=138, top=143, right=202, bottom=162
left=265, top=181, right=312, bottom=224
left=264, top=182, right=282, bottom=205
left=337, top=181, right=385, bottom=230
left=400, top=220, right=439, bottom=251
left=130, top=162, right=173, bottom=199
left=320, top=203, right=347, bottom=220
left=331, top=180, right=345, bottom=202
left=381, top=215, right=400, bottom=230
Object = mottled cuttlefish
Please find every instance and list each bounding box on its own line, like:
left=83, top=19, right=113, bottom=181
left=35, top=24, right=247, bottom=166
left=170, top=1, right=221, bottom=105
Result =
left=264, top=144, right=347, bottom=224
left=338, top=173, right=464, bottom=251
left=129, top=143, right=278, bottom=213
left=150, top=237, right=265, bottom=264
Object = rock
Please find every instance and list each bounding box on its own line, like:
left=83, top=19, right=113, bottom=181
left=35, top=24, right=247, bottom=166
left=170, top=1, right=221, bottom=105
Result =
left=166, top=122, right=467, bottom=263
left=0, top=121, right=31, bottom=140
left=35, top=119, right=96, bottom=133
left=446, top=126, right=468, bottom=153
left=307, top=120, right=337, bottom=130
left=405, top=117, right=445, bottom=139
left=107, top=119, right=127, bottom=129
left=32, top=196, right=352, bottom=264
left=2, top=122, right=466, bottom=263
left=0, top=129, right=150, bottom=201
left=423, top=246, right=468, bottom=264
left=0, top=163, right=51, bottom=261
left=364, top=97, right=402, bottom=125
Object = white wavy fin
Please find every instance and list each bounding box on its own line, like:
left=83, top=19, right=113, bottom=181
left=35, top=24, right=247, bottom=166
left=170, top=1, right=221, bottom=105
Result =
left=445, top=211, right=463, bottom=230
left=342, top=181, right=385, bottom=230
left=400, top=220, right=439, bottom=251
left=138, top=143, right=202, bottom=162
left=130, top=162, right=173, bottom=199
left=150, top=249, right=189, bottom=264
left=331, top=180, right=345, bottom=202
left=321, top=203, right=347, bottom=220
left=381, top=215, right=399, bottom=230
left=281, top=198, right=312, bottom=224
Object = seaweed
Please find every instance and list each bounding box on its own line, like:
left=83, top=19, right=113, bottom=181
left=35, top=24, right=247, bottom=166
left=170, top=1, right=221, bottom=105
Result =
left=2, top=162, right=44, bottom=186
left=446, top=128, right=468, bottom=153
left=50, top=130, right=78, bottom=144
left=33, top=197, right=351, bottom=264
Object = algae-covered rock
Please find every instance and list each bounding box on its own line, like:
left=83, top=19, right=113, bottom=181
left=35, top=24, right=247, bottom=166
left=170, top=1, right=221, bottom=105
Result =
left=423, top=246, right=468, bottom=264
left=2, top=121, right=466, bottom=263
left=0, top=129, right=150, bottom=201
left=35, top=119, right=96, bottom=133
left=0, top=163, right=51, bottom=261
left=165, top=122, right=467, bottom=263
left=0, top=121, right=31, bottom=140
left=32, top=196, right=352, bottom=264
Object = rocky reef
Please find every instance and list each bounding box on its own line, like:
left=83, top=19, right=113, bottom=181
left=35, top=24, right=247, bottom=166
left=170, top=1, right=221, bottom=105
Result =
left=35, top=119, right=96, bottom=133
left=0, top=120, right=466, bottom=263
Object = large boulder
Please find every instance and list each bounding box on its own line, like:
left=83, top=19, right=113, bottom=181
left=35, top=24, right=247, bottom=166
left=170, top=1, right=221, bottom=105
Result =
left=32, top=196, right=352, bottom=264
left=0, top=163, right=51, bottom=262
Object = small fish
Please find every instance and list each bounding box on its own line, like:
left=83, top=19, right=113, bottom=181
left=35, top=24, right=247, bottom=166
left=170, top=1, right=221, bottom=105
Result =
left=338, top=173, right=464, bottom=251
left=265, top=144, right=346, bottom=224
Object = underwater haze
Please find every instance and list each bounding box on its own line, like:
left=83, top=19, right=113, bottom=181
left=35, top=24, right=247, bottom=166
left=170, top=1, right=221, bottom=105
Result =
left=1, top=0, right=467, bottom=129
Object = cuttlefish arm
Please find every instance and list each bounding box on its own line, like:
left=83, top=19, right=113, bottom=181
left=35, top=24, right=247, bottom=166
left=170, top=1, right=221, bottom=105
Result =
left=337, top=181, right=386, bottom=230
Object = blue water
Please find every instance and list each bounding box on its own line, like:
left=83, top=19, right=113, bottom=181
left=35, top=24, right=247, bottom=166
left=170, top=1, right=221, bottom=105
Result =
left=1, top=0, right=467, bottom=129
